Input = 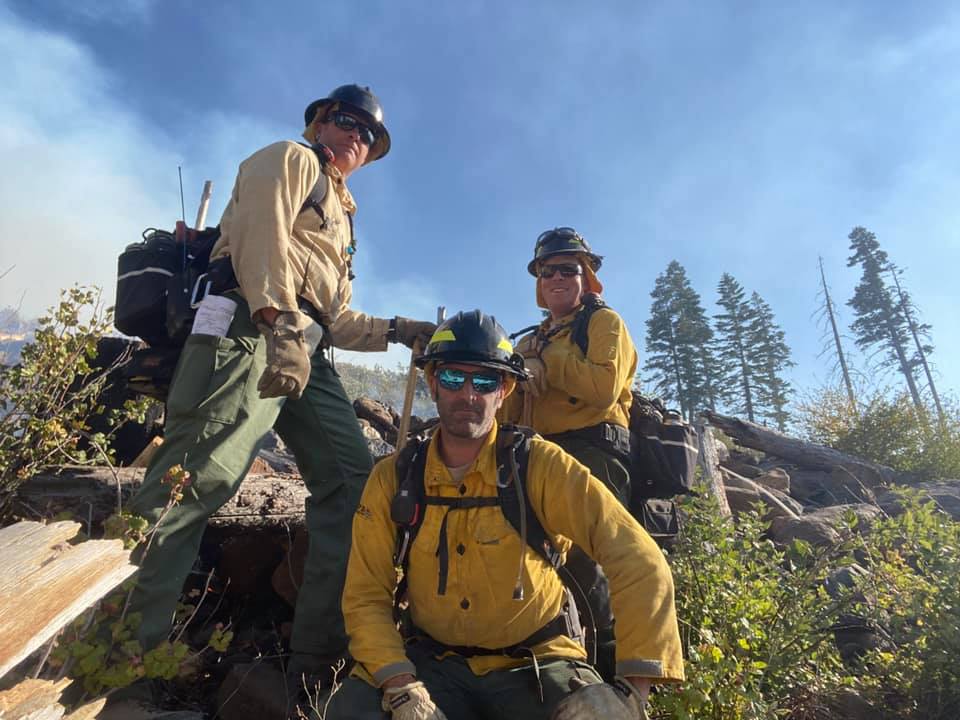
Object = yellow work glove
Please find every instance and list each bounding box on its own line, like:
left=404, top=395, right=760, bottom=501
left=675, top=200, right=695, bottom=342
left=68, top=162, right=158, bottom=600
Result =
left=256, top=311, right=313, bottom=400
left=551, top=676, right=649, bottom=720
left=522, top=356, right=549, bottom=398
left=381, top=680, right=448, bottom=720
left=392, top=317, right=437, bottom=350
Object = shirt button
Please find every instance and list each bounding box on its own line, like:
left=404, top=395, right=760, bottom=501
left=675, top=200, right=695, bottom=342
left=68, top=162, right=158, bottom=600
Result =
left=456, top=543, right=465, bottom=555
left=460, top=598, right=470, bottom=610
left=458, top=484, right=467, bottom=495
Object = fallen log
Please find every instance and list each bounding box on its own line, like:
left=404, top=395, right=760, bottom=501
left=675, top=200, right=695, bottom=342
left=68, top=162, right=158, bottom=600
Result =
left=15, top=466, right=309, bottom=531
left=703, top=411, right=900, bottom=487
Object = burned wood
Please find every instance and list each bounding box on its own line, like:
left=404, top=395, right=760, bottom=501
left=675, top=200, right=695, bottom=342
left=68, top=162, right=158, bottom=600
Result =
left=15, top=467, right=309, bottom=531
left=703, top=410, right=900, bottom=486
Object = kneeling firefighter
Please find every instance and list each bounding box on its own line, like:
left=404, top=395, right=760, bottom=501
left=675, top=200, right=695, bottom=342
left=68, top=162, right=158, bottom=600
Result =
left=325, top=310, right=682, bottom=719
left=499, top=226, right=639, bottom=681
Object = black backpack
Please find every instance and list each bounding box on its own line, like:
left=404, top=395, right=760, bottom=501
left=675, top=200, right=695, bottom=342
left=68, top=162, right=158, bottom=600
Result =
left=391, top=426, right=592, bottom=657
left=114, top=143, right=350, bottom=399
left=516, top=297, right=699, bottom=504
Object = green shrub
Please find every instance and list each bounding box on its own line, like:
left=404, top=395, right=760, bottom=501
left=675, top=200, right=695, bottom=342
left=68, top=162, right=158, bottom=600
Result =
left=796, top=387, right=960, bottom=479
left=651, top=492, right=857, bottom=719
left=851, top=491, right=960, bottom=719
left=0, top=286, right=151, bottom=516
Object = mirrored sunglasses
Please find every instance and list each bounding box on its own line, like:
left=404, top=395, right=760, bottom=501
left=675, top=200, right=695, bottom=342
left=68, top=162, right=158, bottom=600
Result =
left=435, top=367, right=502, bottom=394
left=331, top=111, right=376, bottom=147
left=537, top=262, right=583, bottom=279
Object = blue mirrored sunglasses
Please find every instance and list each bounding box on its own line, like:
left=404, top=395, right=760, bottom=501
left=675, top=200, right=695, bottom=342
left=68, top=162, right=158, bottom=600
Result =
left=331, top=111, right=376, bottom=147
left=435, top=367, right=502, bottom=394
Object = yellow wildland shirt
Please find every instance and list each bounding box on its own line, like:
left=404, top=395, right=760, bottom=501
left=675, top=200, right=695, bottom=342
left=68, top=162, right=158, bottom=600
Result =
left=211, top=140, right=390, bottom=351
left=343, top=421, right=684, bottom=686
left=501, top=306, right=638, bottom=435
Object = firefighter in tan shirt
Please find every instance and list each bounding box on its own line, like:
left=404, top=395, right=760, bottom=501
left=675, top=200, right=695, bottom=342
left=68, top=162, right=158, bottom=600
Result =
left=325, top=311, right=682, bottom=720
left=126, top=85, right=436, bottom=705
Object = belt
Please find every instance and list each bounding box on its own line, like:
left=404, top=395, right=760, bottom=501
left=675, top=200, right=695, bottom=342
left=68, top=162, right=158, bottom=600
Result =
left=545, top=422, right=630, bottom=458
left=407, top=612, right=572, bottom=659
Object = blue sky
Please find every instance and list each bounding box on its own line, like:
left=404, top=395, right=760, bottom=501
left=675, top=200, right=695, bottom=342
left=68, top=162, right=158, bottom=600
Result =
left=1, top=0, right=957, bottom=403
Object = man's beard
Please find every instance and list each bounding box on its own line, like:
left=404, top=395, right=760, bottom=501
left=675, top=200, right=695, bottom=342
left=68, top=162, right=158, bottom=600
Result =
left=437, top=395, right=494, bottom=439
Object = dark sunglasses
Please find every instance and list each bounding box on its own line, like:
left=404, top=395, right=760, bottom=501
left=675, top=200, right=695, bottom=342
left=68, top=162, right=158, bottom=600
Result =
left=331, top=111, right=376, bottom=147
left=435, top=367, right=503, bottom=394
left=537, top=262, right=583, bottom=279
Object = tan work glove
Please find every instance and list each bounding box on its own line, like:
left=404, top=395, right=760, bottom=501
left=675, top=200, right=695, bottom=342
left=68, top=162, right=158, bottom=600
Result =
left=381, top=680, right=448, bottom=720
left=256, top=311, right=313, bottom=400
left=551, top=676, right=649, bottom=720
left=392, top=317, right=437, bottom=350
left=522, top=356, right=549, bottom=398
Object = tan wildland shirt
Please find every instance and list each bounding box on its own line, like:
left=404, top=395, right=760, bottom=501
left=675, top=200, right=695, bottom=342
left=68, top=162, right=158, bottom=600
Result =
left=211, top=140, right=389, bottom=351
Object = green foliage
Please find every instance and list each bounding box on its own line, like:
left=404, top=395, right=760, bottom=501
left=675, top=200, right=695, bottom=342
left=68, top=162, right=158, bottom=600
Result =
left=336, top=360, right=433, bottom=417
left=846, top=226, right=927, bottom=406
left=650, top=492, right=856, bottom=719
left=0, top=286, right=144, bottom=515
left=747, top=292, right=793, bottom=431
left=796, top=387, right=960, bottom=478
left=49, top=584, right=232, bottom=697
left=851, top=492, right=960, bottom=719
left=644, top=261, right=719, bottom=421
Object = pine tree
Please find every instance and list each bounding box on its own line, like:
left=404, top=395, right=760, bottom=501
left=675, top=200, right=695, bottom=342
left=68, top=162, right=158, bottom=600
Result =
left=846, top=226, right=924, bottom=412
left=644, top=261, right=716, bottom=421
left=713, top=273, right=761, bottom=422
left=748, top=292, right=794, bottom=430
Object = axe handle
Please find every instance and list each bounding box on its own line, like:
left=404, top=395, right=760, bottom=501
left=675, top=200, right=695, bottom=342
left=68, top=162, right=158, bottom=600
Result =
left=396, top=340, right=421, bottom=447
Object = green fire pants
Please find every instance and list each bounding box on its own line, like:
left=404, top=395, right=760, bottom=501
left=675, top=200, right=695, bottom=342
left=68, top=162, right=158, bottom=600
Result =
left=127, top=296, right=373, bottom=658
left=323, top=645, right=602, bottom=719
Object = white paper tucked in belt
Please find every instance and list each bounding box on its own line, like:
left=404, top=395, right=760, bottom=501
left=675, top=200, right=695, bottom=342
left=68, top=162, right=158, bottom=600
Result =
left=191, top=294, right=238, bottom=337
left=304, top=319, right=325, bottom=354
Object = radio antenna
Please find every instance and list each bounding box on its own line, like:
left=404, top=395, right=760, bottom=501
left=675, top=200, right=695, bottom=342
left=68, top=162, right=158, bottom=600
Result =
left=178, top=165, right=187, bottom=222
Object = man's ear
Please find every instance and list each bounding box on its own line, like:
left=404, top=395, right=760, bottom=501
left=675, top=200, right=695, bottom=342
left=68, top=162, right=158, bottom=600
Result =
left=426, top=373, right=438, bottom=402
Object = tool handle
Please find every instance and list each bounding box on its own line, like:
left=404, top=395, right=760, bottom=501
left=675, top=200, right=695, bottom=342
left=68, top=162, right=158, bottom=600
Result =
left=396, top=340, right=422, bottom=447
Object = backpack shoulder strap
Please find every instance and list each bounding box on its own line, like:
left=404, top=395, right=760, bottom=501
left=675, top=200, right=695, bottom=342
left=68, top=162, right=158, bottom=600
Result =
left=297, top=141, right=357, bottom=279
left=390, top=435, right=430, bottom=620
left=495, top=425, right=563, bottom=572
left=569, top=293, right=607, bottom=357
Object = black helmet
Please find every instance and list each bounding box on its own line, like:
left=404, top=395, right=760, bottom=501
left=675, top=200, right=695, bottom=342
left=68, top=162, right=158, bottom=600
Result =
left=416, top=310, right=528, bottom=379
left=527, top=227, right=603, bottom=276
left=304, top=84, right=391, bottom=161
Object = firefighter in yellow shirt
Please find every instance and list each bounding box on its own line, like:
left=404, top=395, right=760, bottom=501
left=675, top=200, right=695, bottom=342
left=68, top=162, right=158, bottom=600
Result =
left=500, top=227, right=639, bottom=681
left=325, top=311, right=682, bottom=719
left=124, top=85, right=436, bottom=706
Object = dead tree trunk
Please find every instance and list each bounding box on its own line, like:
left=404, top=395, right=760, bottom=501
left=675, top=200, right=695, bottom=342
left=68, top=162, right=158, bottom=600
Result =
left=819, top=256, right=857, bottom=410
left=890, top=268, right=946, bottom=431
left=696, top=423, right=732, bottom=518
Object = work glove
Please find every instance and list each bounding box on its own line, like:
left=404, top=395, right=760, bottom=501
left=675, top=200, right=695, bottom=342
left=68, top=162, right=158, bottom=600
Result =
left=256, top=311, right=313, bottom=400
left=551, top=676, right=649, bottom=720
left=392, top=317, right=437, bottom=350
left=522, top=356, right=549, bottom=398
left=381, top=680, right=448, bottom=720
